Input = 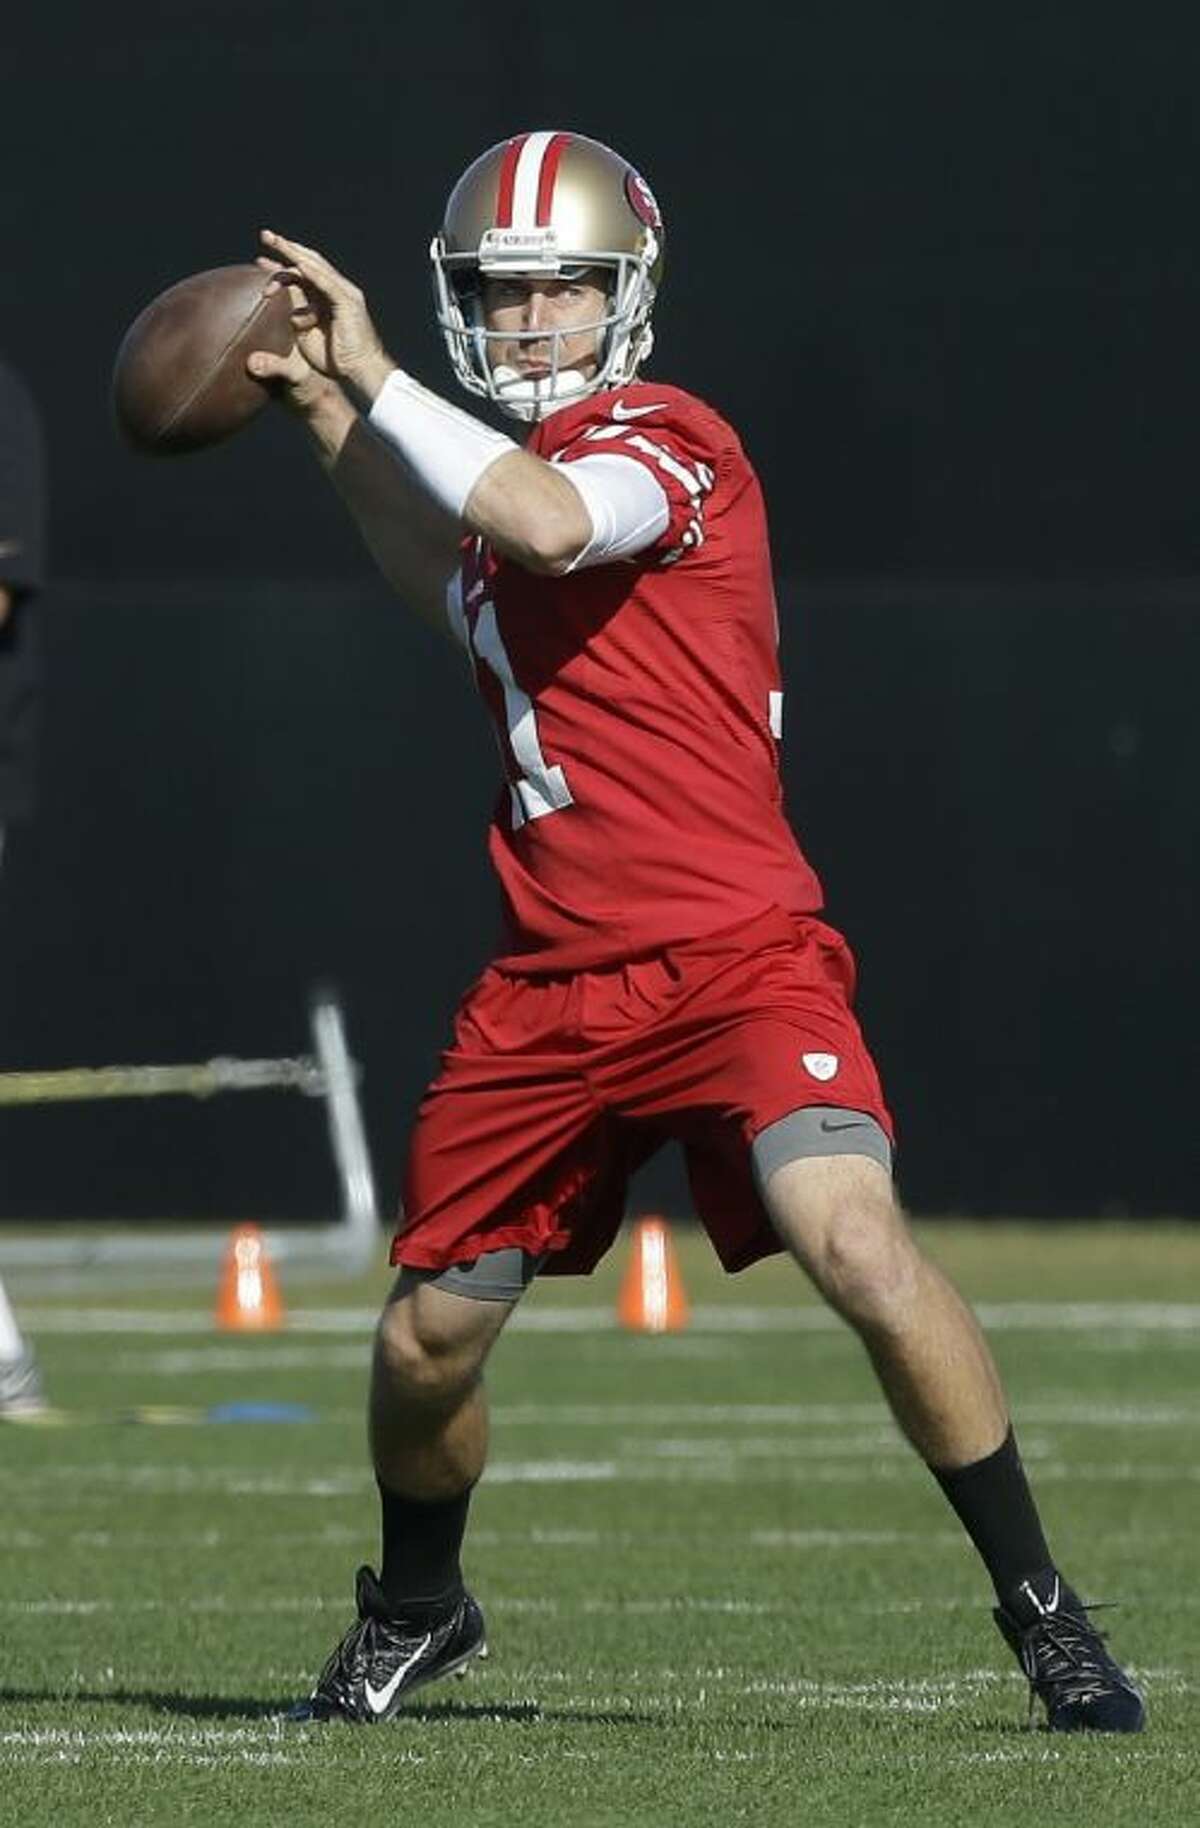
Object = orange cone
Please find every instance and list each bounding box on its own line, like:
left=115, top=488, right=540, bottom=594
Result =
left=617, top=1216, right=689, bottom=1333
left=215, top=1223, right=285, bottom=1331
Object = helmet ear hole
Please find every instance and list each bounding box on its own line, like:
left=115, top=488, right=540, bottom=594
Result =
left=450, top=270, right=481, bottom=313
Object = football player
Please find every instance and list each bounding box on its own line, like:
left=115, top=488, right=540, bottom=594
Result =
left=249, top=131, right=1143, bottom=1733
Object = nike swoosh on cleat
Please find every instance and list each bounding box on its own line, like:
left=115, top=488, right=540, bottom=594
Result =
left=1018, top=1574, right=1061, bottom=1619
left=363, top=1633, right=432, bottom=1716
left=611, top=399, right=666, bottom=420
left=819, top=1119, right=868, bottom=1133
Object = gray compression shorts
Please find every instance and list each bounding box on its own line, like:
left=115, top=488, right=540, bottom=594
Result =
left=749, top=1105, right=893, bottom=1195
left=395, top=1247, right=546, bottom=1304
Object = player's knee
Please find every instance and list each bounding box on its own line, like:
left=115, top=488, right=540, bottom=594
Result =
left=768, top=1157, right=917, bottom=1328
left=373, top=1295, right=486, bottom=1409
left=809, top=1198, right=920, bottom=1333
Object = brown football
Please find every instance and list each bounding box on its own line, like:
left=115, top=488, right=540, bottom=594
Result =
left=112, top=264, right=294, bottom=455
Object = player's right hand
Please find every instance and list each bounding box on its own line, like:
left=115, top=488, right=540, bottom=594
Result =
left=245, top=326, right=338, bottom=417
left=251, top=232, right=395, bottom=407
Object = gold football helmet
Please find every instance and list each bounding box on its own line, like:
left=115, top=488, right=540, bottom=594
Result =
left=431, top=130, right=665, bottom=421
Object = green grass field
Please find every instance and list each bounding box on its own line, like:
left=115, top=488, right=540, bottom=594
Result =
left=1, top=1220, right=1197, bottom=1826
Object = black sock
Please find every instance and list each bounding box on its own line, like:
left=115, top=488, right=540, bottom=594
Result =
left=930, top=1427, right=1056, bottom=1612
left=377, top=1481, right=473, bottom=1621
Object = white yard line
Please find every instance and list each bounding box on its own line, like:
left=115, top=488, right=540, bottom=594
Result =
left=115, top=1345, right=372, bottom=1374
left=478, top=1459, right=619, bottom=1483
left=498, top=1399, right=1196, bottom=1426
left=14, top=1300, right=1200, bottom=1336
left=0, top=1524, right=958, bottom=1552
left=748, top=1528, right=965, bottom=1547
left=0, top=1723, right=388, bottom=1770
left=10, top=1447, right=1200, bottom=1498
left=498, top=1401, right=890, bottom=1425
left=0, top=1665, right=1191, bottom=1770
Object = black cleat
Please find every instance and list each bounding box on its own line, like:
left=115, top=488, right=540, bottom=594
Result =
left=994, top=1575, right=1145, bottom=1733
left=289, top=1565, right=487, bottom=1723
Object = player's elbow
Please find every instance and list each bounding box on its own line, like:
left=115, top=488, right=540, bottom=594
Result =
left=515, top=508, right=591, bottom=576
left=528, top=540, right=588, bottom=577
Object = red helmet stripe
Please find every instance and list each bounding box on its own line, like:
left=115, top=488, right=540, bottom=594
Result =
left=495, top=134, right=530, bottom=227
left=535, top=132, right=571, bottom=226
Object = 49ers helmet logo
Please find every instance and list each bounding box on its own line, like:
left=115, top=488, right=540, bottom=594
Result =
left=625, top=168, right=662, bottom=231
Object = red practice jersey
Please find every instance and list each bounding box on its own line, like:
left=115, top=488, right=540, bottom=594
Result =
left=451, top=380, right=824, bottom=971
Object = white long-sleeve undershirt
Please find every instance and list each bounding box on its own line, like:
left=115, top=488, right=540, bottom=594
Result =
left=368, top=369, right=670, bottom=571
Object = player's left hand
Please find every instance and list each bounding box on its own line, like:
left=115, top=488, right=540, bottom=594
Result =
left=254, top=231, right=395, bottom=405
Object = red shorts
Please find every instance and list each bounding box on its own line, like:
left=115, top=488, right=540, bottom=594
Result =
left=393, top=905, right=893, bottom=1277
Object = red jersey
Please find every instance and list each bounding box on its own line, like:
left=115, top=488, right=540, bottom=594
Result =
left=452, top=380, right=823, bottom=971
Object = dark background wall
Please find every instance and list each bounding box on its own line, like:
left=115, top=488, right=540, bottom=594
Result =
left=0, top=3, right=1197, bottom=1224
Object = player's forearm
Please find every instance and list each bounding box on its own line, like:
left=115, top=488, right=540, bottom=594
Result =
left=367, top=371, right=591, bottom=574
left=301, top=386, right=462, bottom=638
left=462, top=449, right=592, bottom=573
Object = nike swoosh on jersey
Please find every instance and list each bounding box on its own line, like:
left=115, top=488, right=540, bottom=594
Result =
left=819, top=1118, right=868, bottom=1133
left=363, top=1632, right=432, bottom=1715
left=611, top=399, right=666, bottom=421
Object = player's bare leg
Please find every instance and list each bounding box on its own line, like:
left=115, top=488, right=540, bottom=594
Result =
left=762, top=1151, right=1144, bottom=1731
left=763, top=1153, right=1007, bottom=1466
left=289, top=1276, right=513, bottom=1723
left=369, top=1276, right=512, bottom=1497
